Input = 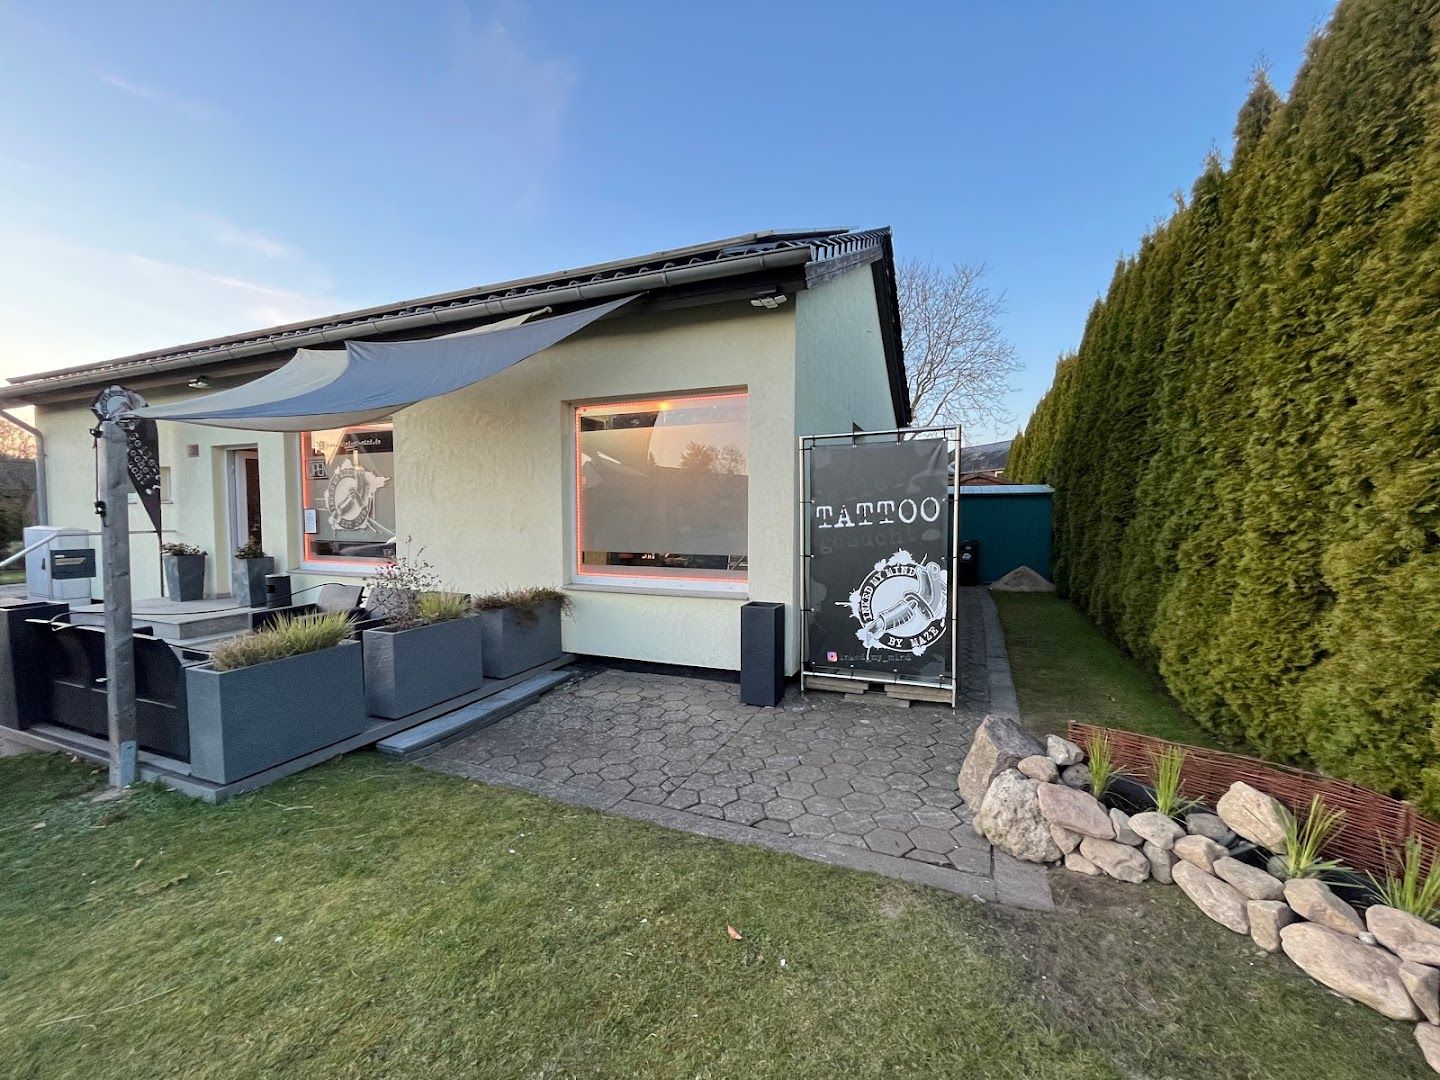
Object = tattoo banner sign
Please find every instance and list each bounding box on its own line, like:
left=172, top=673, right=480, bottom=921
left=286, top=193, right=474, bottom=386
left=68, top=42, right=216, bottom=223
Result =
left=805, top=437, right=951, bottom=680
left=91, top=385, right=163, bottom=537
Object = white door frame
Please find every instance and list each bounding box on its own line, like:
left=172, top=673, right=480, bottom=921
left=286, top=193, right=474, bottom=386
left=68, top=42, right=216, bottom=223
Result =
left=225, top=447, right=262, bottom=559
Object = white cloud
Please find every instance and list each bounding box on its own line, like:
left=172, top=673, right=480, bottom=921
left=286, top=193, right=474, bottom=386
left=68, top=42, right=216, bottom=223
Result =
left=97, top=72, right=211, bottom=118
left=209, top=219, right=300, bottom=261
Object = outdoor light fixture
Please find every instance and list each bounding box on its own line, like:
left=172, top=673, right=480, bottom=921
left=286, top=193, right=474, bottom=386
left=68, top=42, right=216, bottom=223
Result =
left=749, top=294, right=788, bottom=310
left=187, top=376, right=211, bottom=389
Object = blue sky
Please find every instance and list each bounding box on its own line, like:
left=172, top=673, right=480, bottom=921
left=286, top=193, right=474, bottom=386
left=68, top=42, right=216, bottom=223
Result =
left=0, top=1, right=1334, bottom=442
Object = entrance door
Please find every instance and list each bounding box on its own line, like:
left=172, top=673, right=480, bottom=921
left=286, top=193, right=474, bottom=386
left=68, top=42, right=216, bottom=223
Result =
left=227, top=449, right=263, bottom=554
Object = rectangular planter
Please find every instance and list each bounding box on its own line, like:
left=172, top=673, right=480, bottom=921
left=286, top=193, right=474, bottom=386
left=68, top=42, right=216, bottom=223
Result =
left=163, top=553, right=207, bottom=601
left=478, top=599, right=562, bottom=679
left=232, top=556, right=275, bottom=607
left=362, top=615, right=485, bottom=720
left=185, top=640, right=367, bottom=784
left=0, top=600, right=67, bottom=730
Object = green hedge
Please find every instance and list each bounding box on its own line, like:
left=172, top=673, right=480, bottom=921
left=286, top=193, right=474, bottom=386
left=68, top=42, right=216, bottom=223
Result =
left=1010, top=0, right=1440, bottom=812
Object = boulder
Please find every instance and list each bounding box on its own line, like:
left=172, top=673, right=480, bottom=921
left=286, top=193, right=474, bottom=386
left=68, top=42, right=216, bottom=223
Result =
left=975, top=769, right=1062, bottom=864
left=1059, top=763, right=1092, bottom=789
left=1401, top=961, right=1440, bottom=1026
left=1064, top=850, right=1102, bottom=876
left=1036, top=783, right=1114, bottom=839
left=1143, top=840, right=1175, bottom=884
left=1248, top=899, right=1296, bottom=952
left=1216, top=781, right=1288, bottom=852
left=1045, top=734, right=1084, bottom=767
left=1214, top=857, right=1285, bottom=901
left=1018, top=755, right=1059, bottom=783
left=1110, top=808, right=1142, bottom=846
left=1173, top=861, right=1249, bottom=933
left=1173, top=834, right=1228, bottom=873
left=1368, top=905, right=1440, bottom=967
left=1418, top=1024, right=1440, bottom=1074
left=1186, top=812, right=1236, bottom=846
left=958, top=715, right=1044, bottom=812
left=1283, top=878, right=1364, bottom=936
left=1049, top=824, right=1081, bottom=855
left=1079, top=836, right=1150, bottom=884
left=1280, top=922, right=1419, bottom=1021
left=989, top=565, right=1054, bottom=592
left=1129, top=811, right=1186, bottom=851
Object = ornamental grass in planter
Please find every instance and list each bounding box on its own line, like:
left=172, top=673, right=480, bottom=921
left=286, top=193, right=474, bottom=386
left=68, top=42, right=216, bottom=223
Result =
left=472, top=586, right=569, bottom=679
left=361, top=548, right=483, bottom=720
left=188, top=611, right=366, bottom=785
left=162, top=542, right=207, bottom=601
left=232, top=539, right=276, bottom=608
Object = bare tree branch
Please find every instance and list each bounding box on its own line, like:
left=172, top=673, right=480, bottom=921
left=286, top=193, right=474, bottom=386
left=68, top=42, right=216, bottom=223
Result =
left=898, top=259, right=1020, bottom=432
left=0, top=418, right=35, bottom=460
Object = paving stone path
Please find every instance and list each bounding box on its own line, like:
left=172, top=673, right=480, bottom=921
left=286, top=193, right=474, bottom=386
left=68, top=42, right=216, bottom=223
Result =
left=421, top=588, right=1052, bottom=910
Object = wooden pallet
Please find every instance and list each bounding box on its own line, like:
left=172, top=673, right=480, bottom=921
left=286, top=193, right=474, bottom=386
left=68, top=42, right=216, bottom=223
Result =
left=803, top=674, right=955, bottom=706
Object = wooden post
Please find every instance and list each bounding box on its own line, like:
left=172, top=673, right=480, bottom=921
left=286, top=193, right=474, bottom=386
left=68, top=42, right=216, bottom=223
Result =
left=100, top=420, right=137, bottom=788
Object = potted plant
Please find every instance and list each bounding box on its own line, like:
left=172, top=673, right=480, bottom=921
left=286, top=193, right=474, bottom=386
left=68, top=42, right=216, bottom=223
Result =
left=361, top=548, right=483, bottom=719
left=186, top=611, right=366, bottom=784
left=232, top=538, right=276, bottom=608
left=161, top=542, right=207, bottom=601
left=472, top=586, right=569, bottom=679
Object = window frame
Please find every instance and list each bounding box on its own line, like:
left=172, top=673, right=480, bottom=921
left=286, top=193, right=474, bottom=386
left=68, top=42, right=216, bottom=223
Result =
left=569, top=388, right=750, bottom=596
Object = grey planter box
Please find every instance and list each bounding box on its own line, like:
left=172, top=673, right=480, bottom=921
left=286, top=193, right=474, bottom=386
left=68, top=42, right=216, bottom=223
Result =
left=232, top=556, right=275, bottom=607
left=363, top=615, right=485, bottom=720
left=164, top=553, right=207, bottom=601
left=185, top=640, right=367, bottom=784
left=479, top=598, right=563, bottom=679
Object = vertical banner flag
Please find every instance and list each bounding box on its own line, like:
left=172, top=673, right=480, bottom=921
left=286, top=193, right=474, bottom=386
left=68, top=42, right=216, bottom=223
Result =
left=806, top=437, right=951, bottom=680
left=91, top=386, right=163, bottom=536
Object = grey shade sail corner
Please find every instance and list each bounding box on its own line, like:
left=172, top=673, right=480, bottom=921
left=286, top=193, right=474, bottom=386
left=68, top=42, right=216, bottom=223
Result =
left=129, top=297, right=634, bottom=431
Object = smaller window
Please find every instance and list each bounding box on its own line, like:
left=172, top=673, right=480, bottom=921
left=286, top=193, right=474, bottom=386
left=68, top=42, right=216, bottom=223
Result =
left=299, top=422, right=397, bottom=567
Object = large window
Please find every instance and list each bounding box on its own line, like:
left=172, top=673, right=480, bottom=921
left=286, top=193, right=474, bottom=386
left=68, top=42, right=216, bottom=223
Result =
left=574, top=391, right=748, bottom=587
left=300, top=422, right=397, bottom=567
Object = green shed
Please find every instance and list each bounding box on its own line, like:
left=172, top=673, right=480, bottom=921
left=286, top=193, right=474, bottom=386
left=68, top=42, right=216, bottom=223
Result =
left=956, top=484, right=1053, bottom=583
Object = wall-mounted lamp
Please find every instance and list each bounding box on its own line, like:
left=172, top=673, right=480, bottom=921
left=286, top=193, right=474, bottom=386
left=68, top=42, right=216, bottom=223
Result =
left=749, top=295, right=788, bottom=310
left=187, top=376, right=211, bottom=389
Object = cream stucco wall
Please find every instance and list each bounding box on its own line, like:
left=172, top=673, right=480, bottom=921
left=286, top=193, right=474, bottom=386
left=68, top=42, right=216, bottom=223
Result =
left=34, top=267, right=898, bottom=674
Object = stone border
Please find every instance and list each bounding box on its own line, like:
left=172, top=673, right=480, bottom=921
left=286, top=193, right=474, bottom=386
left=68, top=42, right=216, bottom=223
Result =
left=978, top=588, right=1020, bottom=718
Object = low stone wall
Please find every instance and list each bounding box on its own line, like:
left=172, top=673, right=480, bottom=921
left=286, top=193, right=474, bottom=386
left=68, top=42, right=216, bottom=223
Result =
left=959, top=716, right=1440, bottom=1075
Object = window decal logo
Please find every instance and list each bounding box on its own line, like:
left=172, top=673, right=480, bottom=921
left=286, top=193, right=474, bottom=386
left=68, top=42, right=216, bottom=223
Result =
left=322, top=459, right=391, bottom=533
left=839, top=549, right=948, bottom=657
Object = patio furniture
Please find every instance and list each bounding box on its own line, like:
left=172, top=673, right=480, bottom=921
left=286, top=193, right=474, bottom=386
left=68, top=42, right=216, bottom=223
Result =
left=250, top=582, right=367, bottom=631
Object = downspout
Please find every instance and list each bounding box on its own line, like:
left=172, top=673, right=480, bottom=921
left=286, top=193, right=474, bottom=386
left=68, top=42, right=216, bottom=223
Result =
left=0, top=409, right=47, bottom=525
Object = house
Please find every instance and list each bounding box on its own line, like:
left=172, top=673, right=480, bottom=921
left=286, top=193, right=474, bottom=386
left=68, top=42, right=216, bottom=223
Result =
left=0, top=228, right=909, bottom=675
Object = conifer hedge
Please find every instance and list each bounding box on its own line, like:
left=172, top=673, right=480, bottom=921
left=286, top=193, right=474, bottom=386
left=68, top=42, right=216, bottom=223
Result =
left=1010, top=0, right=1440, bottom=811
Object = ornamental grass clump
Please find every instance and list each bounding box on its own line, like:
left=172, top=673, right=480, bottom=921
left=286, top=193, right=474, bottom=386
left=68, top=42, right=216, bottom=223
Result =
left=1370, top=835, right=1440, bottom=923
left=417, top=591, right=469, bottom=624
left=210, top=611, right=353, bottom=672
left=1084, top=733, right=1126, bottom=800
left=1150, top=745, right=1197, bottom=819
left=472, top=586, right=571, bottom=623
left=1274, top=795, right=1348, bottom=880
left=366, top=542, right=470, bottom=629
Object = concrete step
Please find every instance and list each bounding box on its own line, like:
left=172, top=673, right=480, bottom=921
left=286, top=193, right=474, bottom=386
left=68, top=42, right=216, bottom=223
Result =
left=376, top=670, right=572, bottom=761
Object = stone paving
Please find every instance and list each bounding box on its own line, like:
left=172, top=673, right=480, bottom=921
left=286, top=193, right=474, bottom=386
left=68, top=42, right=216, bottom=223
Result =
left=421, top=588, right=1052, bottom=910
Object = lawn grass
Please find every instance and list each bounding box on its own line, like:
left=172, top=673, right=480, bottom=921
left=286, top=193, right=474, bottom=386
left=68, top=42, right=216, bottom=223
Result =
left=993, top=592, right=1225, bottom=748
left=0, top=751, right=1427, bottom=1078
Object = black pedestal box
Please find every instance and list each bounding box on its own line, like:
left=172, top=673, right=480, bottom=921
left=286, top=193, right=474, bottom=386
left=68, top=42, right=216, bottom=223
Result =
left=740, top=601, right=785, bottom=707
left=958, top=540, right=980, bottom=587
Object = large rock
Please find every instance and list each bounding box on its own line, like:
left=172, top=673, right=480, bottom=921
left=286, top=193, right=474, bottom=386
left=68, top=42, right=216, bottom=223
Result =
left=1064, top=850, right=1102, bottom=876
left=1248, top=899, right=1296, bottom=952
left=1186, top=812, right=1236, bottom=846
left=1418, top=1024, right=1440, bottom=1074
left=1368, top=905, right=1440, bottom=967
left=975, top=769, right=1062, bottom=864
left=1130, top=811, right=1186, bottom=851
left=958, top=715, right=1044, bottom=812
left=1050, top=824, right=1081, bottom=854
left=1143, top=840, right=1175, bottom=884
left=1173, top=861, right=1249, bottom=933
left=1280, top=923, right=1420, bottom=1021
left=1216, top=781, right=1289, bottom=852
left=1401, top=961, right=1440, bottom=1025
left=1046, top=734, right=1084, bottom=767
left=989, top=565, right=1054, bottom=592
left=1283, top=878, right=1364, bottom=936
left=1079, top=836, right=1150, bottom=884
left=1110, top=808, right=1142, bottom=846
left=1214, top=857, right=1285, bottom=901
left=1018, top=755, right=1059, bottom=783
left=1036, top=783, right=1114, bottom=839
left=1060, top=763, right=1091, bottom=790
left=1173, top=834, right=1227, bottom=873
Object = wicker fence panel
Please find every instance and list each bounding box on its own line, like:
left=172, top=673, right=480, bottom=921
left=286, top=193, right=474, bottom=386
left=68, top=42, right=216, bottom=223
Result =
left=1067, top=722, right=1440, bottom=880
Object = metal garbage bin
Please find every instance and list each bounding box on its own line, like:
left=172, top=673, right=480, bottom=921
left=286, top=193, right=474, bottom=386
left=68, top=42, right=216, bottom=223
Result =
left=958, top=540, right=980, bottom=587
left=740, top=601, right=785, bottom=707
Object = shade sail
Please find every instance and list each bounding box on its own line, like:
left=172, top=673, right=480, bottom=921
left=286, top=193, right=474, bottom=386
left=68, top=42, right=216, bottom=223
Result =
left=130, top=295, right=635, bottom=431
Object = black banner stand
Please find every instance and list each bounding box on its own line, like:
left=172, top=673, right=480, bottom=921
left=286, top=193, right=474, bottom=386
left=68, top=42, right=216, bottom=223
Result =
left=798, top=426, right=961, bottom=708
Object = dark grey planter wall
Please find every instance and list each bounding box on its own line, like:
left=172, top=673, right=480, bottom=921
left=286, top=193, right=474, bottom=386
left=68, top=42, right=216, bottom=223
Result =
left=186, top=640, right=367, bottom=784
left=479, top=599, right=563, bottom=679
left=164, top=554, right=207, bottom=601
left=232, top=556, right=275, bottom=607
left=363, top=615, right=485, bottom=720
left=0, top=600, right=67, bottom=730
